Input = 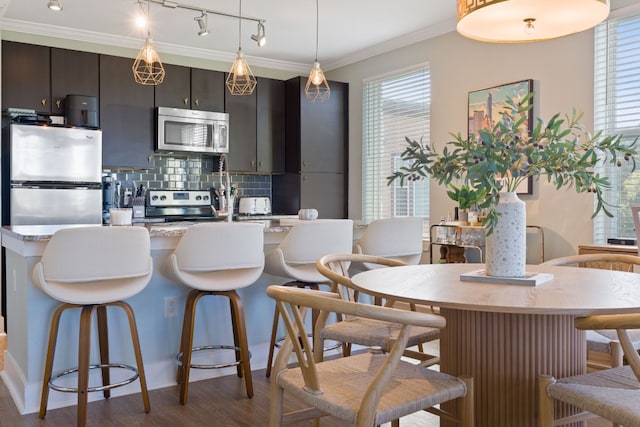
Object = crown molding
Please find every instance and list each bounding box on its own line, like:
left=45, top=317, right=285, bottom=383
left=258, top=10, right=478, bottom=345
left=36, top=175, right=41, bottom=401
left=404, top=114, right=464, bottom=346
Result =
left=325, top=20, right=456, bottom=71
left=0, top=18, right=310, bottom=74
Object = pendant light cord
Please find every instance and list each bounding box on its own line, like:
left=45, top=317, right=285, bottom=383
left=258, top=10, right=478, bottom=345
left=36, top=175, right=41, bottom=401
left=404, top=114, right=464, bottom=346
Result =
left=315, top=0, right=319, bottom=61
left=238, top=0, right=242, bottom=50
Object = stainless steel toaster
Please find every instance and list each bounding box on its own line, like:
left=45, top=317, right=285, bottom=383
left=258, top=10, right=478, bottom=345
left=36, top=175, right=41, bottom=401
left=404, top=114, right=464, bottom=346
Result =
left=238, top=197, right=271, bottom=215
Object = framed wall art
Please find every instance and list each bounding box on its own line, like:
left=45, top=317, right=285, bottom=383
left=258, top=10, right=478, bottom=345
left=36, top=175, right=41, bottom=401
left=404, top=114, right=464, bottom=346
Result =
left=468, top=79, right=534, bottom=194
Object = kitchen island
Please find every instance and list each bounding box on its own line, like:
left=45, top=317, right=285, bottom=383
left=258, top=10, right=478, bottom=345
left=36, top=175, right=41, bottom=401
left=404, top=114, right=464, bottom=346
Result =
left=0, top=220, right=365, bottom=414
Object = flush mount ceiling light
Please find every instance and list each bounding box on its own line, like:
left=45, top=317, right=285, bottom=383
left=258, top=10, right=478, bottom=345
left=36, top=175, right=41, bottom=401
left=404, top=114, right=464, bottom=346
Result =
left=305, top=0, right=330, bottom=102
left=194, top=11, right=209, bottom=36
left=47, top=0, right=62, bottom=11
left=251, top=21, right=266, bottom=47
left=132, top=0, right=165, bottom=85
left=226, top=0, right=257, bottom=96
left=456, top=0, right=610, bottom=43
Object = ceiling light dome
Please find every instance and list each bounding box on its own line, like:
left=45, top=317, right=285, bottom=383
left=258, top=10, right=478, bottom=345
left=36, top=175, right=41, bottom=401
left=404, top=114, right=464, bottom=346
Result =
left=457, top=0, right=610, bottom=43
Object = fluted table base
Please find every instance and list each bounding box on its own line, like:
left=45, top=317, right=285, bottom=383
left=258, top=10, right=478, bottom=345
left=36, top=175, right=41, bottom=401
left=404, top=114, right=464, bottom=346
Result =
left=440, top=309, right=586, bottom=427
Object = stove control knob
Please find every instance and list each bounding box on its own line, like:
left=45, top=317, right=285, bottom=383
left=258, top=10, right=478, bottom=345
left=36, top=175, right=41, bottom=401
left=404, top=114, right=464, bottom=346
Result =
left=151, top=195, right=159, bottom=201
left=196, top=195, right=202, bottom=200
left=203, top=195, right=210, bottom=201
left=160, top=195, right=167, bottom=201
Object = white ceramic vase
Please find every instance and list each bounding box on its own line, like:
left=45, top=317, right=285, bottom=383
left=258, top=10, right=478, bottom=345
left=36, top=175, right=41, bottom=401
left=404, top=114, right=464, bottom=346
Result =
left=485, top=192, right=526, bottom=277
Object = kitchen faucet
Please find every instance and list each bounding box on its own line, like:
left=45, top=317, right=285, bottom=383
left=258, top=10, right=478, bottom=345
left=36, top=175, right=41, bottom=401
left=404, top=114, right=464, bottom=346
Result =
left=218, top=154, right=233, bottom=222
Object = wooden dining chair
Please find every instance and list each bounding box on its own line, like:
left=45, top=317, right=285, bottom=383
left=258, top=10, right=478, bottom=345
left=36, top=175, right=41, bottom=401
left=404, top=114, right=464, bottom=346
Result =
left=539, top=313, right=640, bottom=426
left=266, top=285, right=474, bottom=427
left=542, top=253, right=640, bottom=370
left=315, top=253, right=440, bottom=366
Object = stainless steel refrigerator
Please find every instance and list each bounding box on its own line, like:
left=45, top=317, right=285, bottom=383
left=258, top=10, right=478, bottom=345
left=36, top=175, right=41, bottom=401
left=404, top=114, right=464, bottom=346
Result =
left=3, top=124, right=103, bottom=225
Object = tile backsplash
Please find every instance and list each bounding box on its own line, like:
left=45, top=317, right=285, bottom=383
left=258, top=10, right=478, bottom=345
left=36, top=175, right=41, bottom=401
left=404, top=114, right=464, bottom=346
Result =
left=104, top=154, right=272, bottom=199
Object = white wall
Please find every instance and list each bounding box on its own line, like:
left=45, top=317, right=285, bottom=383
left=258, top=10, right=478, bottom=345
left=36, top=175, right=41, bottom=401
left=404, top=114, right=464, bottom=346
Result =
left=327, top=29, right=599, bottom=260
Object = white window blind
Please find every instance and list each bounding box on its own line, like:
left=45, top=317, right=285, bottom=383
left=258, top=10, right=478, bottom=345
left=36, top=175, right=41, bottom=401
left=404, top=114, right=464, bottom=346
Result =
left=362, top=64, right=430, bottom=231
left=594, top=12, right=640, bottom=243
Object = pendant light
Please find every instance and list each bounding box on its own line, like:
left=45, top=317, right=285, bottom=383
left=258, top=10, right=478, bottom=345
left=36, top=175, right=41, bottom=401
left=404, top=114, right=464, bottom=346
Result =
left=226, top=0, right=257, bottom=96
left=305, top=0, right=330, bottom=102
left=456, top=0, right=610, bottom=43
left=132, top=0, right=165, bottom=85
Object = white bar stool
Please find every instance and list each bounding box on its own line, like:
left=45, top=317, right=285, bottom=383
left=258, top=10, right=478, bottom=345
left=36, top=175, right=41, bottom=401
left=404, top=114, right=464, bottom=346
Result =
left=32, top=226, right=153, bottom=427
left=353, top=217, right=424, bottom=267
left=167, top=222, right=264, bottom=404
left=264, top=219, right=353, bottom=377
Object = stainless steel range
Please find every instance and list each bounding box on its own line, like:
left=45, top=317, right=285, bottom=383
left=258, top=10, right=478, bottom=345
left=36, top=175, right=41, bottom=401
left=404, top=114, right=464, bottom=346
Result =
left=145, top=190, right=218, bottom=222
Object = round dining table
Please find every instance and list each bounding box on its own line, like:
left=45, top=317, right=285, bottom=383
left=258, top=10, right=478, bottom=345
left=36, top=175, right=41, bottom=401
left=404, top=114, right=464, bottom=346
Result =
left=351, top=263, right=640, bottom=427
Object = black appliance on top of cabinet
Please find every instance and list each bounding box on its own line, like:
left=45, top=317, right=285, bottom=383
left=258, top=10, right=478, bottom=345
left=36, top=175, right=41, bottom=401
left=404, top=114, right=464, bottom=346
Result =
left=65, top=95, right=99, bottom=128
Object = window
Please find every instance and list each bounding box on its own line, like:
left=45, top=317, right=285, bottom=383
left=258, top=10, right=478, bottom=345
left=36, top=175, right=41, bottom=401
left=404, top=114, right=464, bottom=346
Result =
left=362, top=64, right=430, bottom=231
left=594, top=12, right=640, bottom=243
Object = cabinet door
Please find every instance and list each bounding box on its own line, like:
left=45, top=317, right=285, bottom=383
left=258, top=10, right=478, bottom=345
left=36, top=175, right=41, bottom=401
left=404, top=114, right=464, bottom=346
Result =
left=300, top=172, right=346, bottom=219
left=50, top=48, right=99, bottom=115
left=100, top=55, right=154, bottom=168
left=256, top=77, right=285, bottom=173
left=1, top=41, right=50, bottom=114
left=154, top=64, right=191, bottom=109
left=299, top=80, right=347, bottom=173
left=225, top=79, right=257, bottom=172
left=190, top=68, right=225, bottom=112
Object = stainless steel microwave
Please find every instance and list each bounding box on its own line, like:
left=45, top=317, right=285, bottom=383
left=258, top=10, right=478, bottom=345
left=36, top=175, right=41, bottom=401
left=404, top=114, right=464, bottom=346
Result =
left=156, top=107, right=229, bottom=154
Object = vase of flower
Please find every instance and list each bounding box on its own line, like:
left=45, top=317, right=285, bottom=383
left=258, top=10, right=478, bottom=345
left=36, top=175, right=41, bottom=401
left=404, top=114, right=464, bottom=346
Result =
left=485, top=192, right=526, bottom=277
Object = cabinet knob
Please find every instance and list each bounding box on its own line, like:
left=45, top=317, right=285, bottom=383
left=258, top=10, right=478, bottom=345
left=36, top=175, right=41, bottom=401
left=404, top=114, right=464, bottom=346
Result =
left=194, top=99, right=199, bottom=107
left=258, top=161, right=263, bottom=167
left=303, top=161, right=308, bottom=167
left=183, top=98, right=189, bottom=105
left=55, top=99, right=62, bottom=109
left=302, top=175, right=307, bottom=182
left=41, top=98, right=47, bottom=107
left=250, top=160, right=256, bottom=167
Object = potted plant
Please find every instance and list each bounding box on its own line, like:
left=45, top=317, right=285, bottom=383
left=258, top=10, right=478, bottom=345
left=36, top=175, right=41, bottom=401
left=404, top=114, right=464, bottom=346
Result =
left=446, top=183, right=486, bottom=224
left=388, top=93, right=638, bottom=277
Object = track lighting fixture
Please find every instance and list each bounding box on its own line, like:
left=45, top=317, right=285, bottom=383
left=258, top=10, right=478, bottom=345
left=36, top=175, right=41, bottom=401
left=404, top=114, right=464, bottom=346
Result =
left=195, top=11, right=209, bottom=36
left=47, top=0, right=62, bottom=11
left=251, top=21, right=266, bottom=47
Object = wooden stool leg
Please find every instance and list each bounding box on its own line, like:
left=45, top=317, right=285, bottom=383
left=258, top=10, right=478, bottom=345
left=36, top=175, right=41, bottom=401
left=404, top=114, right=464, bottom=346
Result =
left=39, top=303, right=70, bottom=419
left=114, top=301, right=150, bottom=413
left=176, top=291, right=196, bottom=385
left=229, top=295, right=243, bottom=378
left=179, top=290, right=202, bottom=405
left=228, top=290, right=253, bottom=398
left=265, top=304, right=281, bottom=378
left=77, top=306, right=94, bottom=427
left=96, top=305, right=111, bottom=399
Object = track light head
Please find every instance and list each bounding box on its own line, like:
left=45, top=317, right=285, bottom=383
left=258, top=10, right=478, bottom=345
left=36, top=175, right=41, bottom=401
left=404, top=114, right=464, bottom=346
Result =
left=251, top=21, right=266, bottom=47
left=47, top=0, right=62, bottom=11
left=195, top=12, right=209, bottom=36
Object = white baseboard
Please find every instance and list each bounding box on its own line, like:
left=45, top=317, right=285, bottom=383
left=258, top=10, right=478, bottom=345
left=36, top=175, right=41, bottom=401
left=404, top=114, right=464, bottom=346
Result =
left=2, top=341, right=274, bottom=415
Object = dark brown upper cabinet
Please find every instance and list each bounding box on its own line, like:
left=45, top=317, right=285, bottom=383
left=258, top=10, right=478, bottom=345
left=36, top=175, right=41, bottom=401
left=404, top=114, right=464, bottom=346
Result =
left=154, top=64, right=191, bottom=109
left=154, top=64, right=225, bottom=112
left=100, top=54, right=154, bottom=169
left=190, top=68, right=225, bottom=112
left=50, top=48, right=99, bottom=115
left=225, top=78, right=257, bottom=172
left=2, top=41, right=51, bottom=114
left=256, top=77, right=285, bottom=174
left=284, top=77, right=348, bottom=174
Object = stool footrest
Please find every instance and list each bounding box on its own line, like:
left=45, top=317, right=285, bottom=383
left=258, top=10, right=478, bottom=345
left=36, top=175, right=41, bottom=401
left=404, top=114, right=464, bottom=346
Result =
left=176, top=345, right=252, bottom=370
left=275, top=335, right=342, bottom=352
left=49, top=363, right=139, bottom=393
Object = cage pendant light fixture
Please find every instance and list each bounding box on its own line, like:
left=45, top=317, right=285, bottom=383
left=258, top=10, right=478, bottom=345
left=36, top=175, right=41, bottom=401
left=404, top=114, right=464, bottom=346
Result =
left=456, top=0, right=610, bottom=43
left=133, top=0, right=165, bottom=85
left=226, top=0, right=257, bottom=96
left=305, top=0, right=330, bottom=102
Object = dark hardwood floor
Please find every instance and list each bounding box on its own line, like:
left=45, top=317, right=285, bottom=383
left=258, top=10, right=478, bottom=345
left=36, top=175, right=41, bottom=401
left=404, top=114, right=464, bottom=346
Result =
left=0, top=367, right=613, bottom=426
